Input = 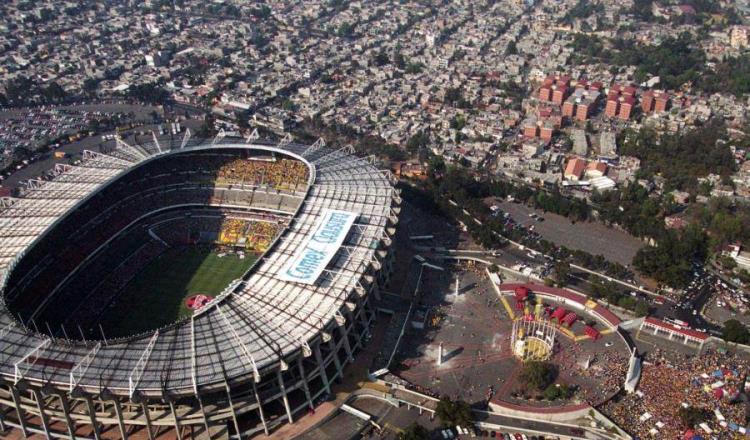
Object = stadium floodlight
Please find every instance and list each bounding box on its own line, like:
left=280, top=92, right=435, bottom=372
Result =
left=278, top=133, right=293, bottom=147
left=82, top=149, right=133, bottom=168
left=310, top=144, right=355, bottom=167
left=129, top=331, right=159, bottom=398
left=25, top=179, right=45, bottom=191
left=69, top=342, right=101, bottom=392
left=114, top=136, right=147, bottom=161
left=52, top=163, right=73, bottom=176
left=14, top=338, right=51, bottom=384
left=0, top=321, right=14, bottom=340
left=302, top=137, right=326, bottom=158
left=380, top=169, right=397, bottom=184
left=212, top=128, right=226, bottom=145
left=151, top=131, right=162, bottom=153
left=245, top=128, right=260, bottom=143
left=180, top=128, right=191, bottom=149
left=0, top=198, right=14, bottom=209
left=216, top=305, right=261, bottom=383
left=334, top=310, right=346, bottom=326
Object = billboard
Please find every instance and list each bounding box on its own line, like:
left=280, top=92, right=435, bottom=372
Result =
left=278, top=209, right=358, bottom=284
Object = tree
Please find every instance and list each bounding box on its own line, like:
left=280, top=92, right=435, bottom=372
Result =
left=520, top=361, right=557, bottom=391
left=43, top=82, right=66, bottom=102
left=543, top=383, right=572, bottom=401
left=83, top=78, right=99, bottom=96
left=553, top=261, right=571, bottom=287
left=505, top=40, right=517, bottom=55
left=634, top=300, right=650, bottom=317
left=337, top=21, right=355, bottom=38
left=723, top=319, right=750, bottom=344
left=428, top=155, right=446, bottom=179
left=373, top=49, right=390, bottom=66
left=406, top=62, right=424, bottom=74
left=405, top=131, right=431, bottom=155
left=126, top=82, right=170, bottom=104
left=398, top=423, right=430, bottom=440
left=251, top=5, right=272, bottom=19
left=717, top=255, right=738, bottom=270
left=435, top=397, right=473, bottom=428
left=489, top=264, right=500, bottom=273
left=394, top=51, right=407, bottom=70
left=196, top=113, right=217, bottom=138
left=678, top=406, right=709, bottom=428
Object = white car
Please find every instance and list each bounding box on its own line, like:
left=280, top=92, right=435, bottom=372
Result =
left=605, top=342, right=614, bottom=347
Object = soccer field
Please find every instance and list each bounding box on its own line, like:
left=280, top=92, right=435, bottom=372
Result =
left=100, top=246, right=257, bottom=337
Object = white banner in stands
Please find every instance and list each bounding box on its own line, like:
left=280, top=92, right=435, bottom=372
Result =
left=278, top=209, right=358, bottom=284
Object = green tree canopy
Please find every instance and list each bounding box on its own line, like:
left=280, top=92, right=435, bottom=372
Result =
left=435, top=397, right=473, bottom=428
left=398, top=423, right=430, bottom=440
left=723, top=319, right=750, bottom=344
left=520, top=361, right=557, bottom=391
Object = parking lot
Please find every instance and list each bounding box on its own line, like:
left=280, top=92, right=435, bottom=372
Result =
left=1, top=116, right=203, bottom=190
left=492, top=200, right=644, bottom=267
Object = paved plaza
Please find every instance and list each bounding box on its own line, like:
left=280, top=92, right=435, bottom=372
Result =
left=392, top=263, right=630, bottom=409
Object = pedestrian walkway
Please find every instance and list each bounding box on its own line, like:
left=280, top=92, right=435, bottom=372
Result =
left=500, top=294, right=515, bottom=319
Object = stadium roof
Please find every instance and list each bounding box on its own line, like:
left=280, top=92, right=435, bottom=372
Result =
left=0, top=136, right=397, bottom=397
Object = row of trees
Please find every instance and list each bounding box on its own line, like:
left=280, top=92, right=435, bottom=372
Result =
left=398, top=163, right=636, bottom=284
left=2, top=77, right=70, bottom=107
left=588, top=279, right=650, bottom=316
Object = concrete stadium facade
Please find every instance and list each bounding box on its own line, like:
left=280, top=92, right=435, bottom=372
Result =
left=0, top=135, right=399, bottom=439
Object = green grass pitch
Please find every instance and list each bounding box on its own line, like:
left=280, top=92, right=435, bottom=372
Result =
left=100, top=246, right=257, bottom=337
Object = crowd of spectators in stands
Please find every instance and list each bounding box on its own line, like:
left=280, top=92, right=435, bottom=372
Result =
left=11, top=151, right=302, bottom=313
left=245, top=221, right=281, bottom=251
left=60, top=211, right=286, bottom=331
left=217, top=218, right=281, bottom=251
left=217, top=158, right=308, bottom=191
left=601, top=348, right=750, bottom=438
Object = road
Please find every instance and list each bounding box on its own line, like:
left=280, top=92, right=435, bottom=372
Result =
left=444, top=196, right=726, bottom=334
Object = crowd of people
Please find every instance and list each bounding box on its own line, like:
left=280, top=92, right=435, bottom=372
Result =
left=600, top=348, right=750, bottom=438
left=573, top=349, right=629, bottom=404
left=216, top=158, right=308, bottom=191
left=217, top=218, right=281, bottom=251
left=218, top=218, right=247, bottom=244
left=244, top=221, right=281, bottom=252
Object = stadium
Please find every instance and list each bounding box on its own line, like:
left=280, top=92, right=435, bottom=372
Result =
left=0, top=133, right=399, bottom=439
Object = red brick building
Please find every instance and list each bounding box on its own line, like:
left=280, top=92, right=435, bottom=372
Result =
left=641, top=90, right=670, bottom=113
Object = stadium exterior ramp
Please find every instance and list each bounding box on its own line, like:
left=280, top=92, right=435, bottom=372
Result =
left=0, top=137, right=400, bottom=439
